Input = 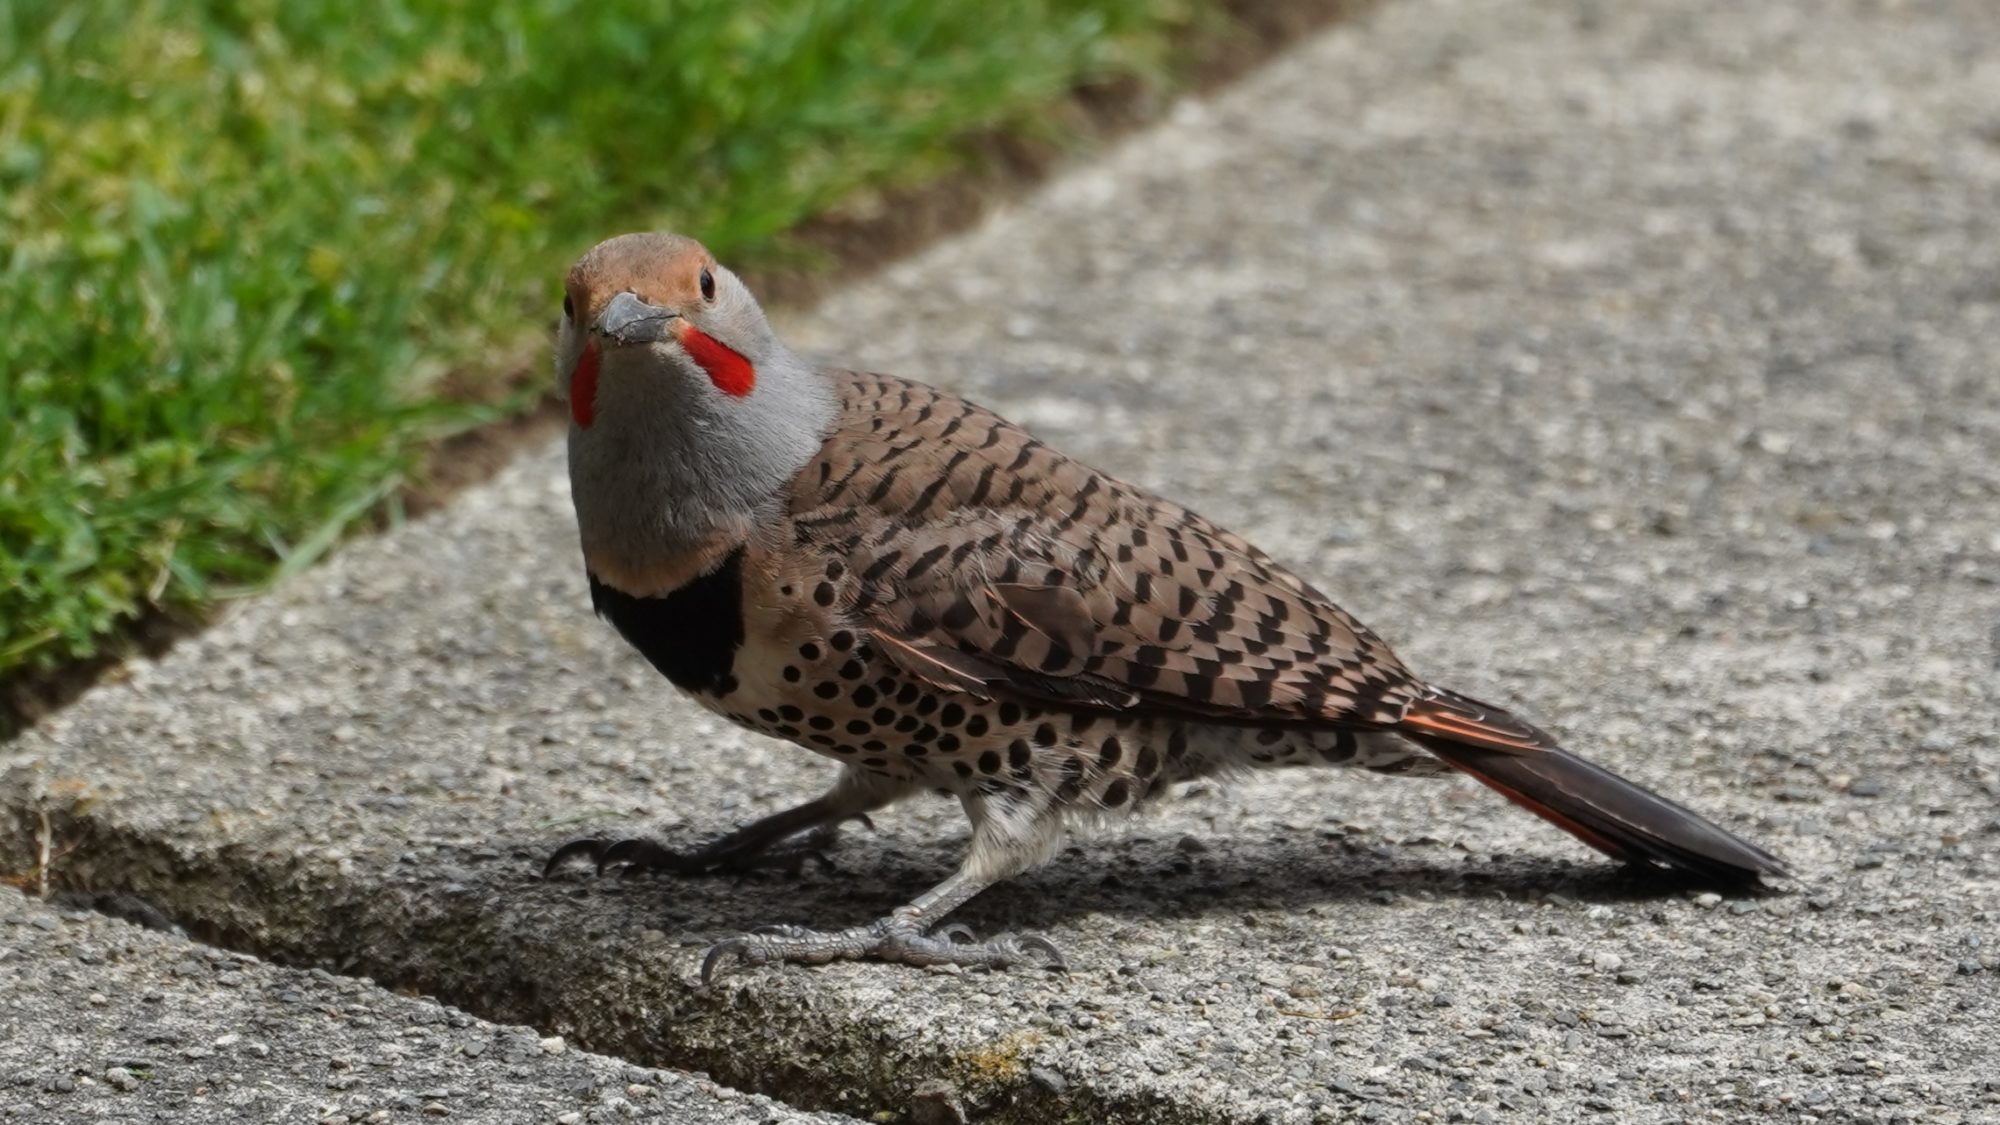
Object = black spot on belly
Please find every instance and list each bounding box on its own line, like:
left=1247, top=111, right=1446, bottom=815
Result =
left=588, top=549, right=745, bottom=696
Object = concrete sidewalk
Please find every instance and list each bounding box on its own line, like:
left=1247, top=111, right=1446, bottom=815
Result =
left=0, top=888, right=856, bottom=1123
left=6, top=0, right=1999, bottom=1121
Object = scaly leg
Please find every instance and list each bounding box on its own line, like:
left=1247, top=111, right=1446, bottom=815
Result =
left=700, top=789, right=1069, bottom=981
left=544, top=767, right=906, bottom=878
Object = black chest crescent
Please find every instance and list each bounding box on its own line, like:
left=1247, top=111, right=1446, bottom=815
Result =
left=588, top=548, right=746, bottom=696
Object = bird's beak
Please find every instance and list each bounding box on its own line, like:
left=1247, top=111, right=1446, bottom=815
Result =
left=595, top=291, right=678, bottom=346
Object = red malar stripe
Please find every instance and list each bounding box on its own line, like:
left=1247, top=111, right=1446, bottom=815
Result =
left=570, top=340, right=601, bottom=427
left=676, top=322, right=756, bottom=397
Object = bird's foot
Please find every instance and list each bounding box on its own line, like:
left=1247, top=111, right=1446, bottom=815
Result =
left=543, top=818, right=859, bottom=880
left=700, top=915, right=1066, bottom=984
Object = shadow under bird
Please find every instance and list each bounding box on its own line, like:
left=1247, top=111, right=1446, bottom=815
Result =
left=542, top=232, right=1788, bottom=981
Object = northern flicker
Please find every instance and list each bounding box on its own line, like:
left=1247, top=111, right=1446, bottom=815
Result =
left=543, top=232, right=1788, bottom=980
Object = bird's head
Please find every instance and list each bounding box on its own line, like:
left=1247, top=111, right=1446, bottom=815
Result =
left=556, top=232, right=780, bottom=429
left=556, top=233, right=835, bottom=582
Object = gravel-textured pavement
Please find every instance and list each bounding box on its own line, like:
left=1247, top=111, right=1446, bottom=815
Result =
left=6, top=0, right=2000, bottom=1122
left=0, top=888, right=855, bottom=1123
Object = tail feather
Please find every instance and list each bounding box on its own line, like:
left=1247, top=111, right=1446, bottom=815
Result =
left=1400, top=689, right=1789, bottom=886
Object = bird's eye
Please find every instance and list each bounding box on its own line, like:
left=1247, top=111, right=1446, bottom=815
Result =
left=699, top=268, right=715, bottom=302
left=562, top=294, right=574, bottom=320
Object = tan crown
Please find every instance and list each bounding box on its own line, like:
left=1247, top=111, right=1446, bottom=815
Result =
left=564, top=232, right=716, bottom=325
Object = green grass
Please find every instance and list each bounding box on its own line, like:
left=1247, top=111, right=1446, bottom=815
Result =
left=0, top=0, right=1202, bottom=679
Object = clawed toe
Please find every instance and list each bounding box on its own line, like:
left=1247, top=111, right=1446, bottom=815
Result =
left=542, top=836, right=612, bottom=878
left=542, top=826, right=848, bottom=881
left=701, top=938, right=755, bottom=986
left=597, top=837, right=685, bottom=874
left=960, top=929, right=1068, bottom=974
left=542, top=835, right=704, bottom=878
left=1012, top=932, right=1068, bottom=972
left=784, top=824, right=845, bottom=873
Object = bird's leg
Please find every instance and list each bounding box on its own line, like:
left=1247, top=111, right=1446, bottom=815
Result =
left=544, top=768, right=901, bottom=878
left=700, top=790, right=1069, bottom=981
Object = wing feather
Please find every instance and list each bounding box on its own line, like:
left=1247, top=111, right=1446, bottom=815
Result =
left=792, top=371, right=1423, bottom=726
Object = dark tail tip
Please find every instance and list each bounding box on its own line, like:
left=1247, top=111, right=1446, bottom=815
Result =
left=1400, top=692, right=1789, bottom=887
left=1424, top=738, right=1790, bottom=887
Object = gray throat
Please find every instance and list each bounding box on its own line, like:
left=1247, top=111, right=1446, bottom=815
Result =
left=568, top=348, right=835, bottom=590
